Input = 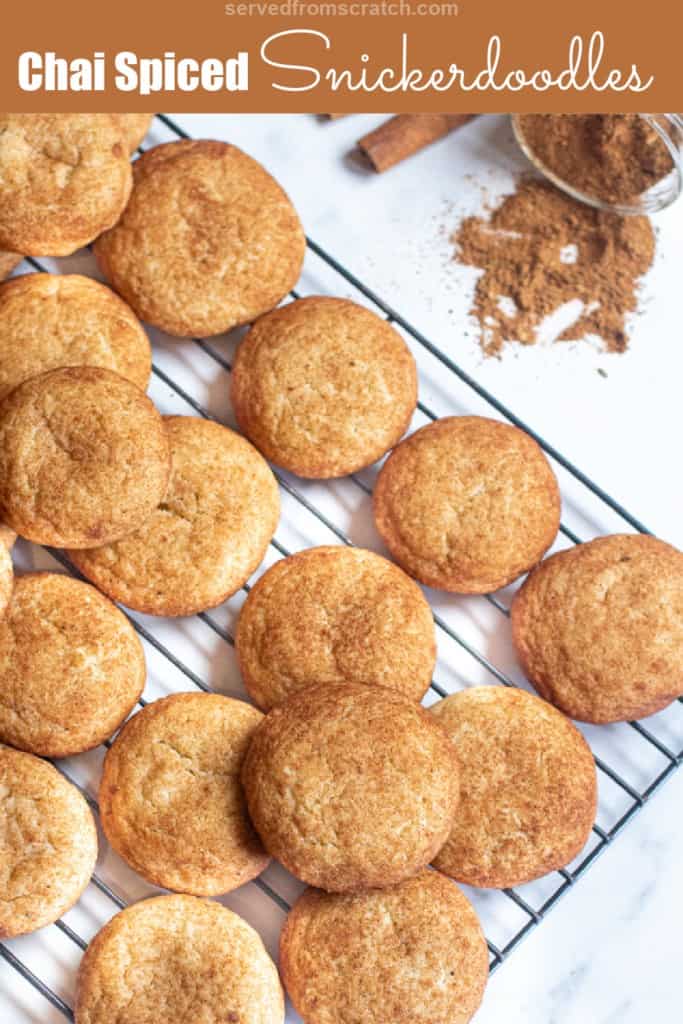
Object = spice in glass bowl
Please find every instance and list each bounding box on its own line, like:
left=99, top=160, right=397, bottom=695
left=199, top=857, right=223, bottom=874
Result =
left=513, top=114, right=679, bottom=212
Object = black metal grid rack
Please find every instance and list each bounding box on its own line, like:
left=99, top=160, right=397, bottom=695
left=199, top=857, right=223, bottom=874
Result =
left=1, top=112, right=681, bottom=1022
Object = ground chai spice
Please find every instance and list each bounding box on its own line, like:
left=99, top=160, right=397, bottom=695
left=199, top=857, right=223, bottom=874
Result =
left=453, top=178, right=655, bottom=357
left=516, top=115, right=673, bottom=206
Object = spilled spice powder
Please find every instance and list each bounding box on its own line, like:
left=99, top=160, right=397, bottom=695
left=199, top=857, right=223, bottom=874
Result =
left=515, top=114, right=673, bottom=206
left=453, top=178, right=655, bottom=357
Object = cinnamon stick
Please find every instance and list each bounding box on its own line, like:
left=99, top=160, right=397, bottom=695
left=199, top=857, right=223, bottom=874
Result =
left=358, top=114, right=477, bottom=172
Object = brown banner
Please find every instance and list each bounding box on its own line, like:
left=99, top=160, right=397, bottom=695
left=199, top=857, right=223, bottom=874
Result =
left=1, top=0, right=679, bottom=111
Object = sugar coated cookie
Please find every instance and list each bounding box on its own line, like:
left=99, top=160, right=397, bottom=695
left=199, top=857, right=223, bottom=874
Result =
left=242, top=682, right=460, bottom=892
left=0, top=524, right=16, bottom=550
left=0, top=572, right=145, bottom=758
left=0, top=746, right=97, bottom=937
left=100, top=693, right=269, bottom=895
left=70, top=415, right=279, bottom=615
left=0, top=272, right=151, bottom=402
left=0, top=366, right=170, bottom=548
left=431, top=686, right=596, bottom=887
left=236, top=545, right=435, bottom=710
left=0, top=250, right=21, bottom=281
left=512, top=534, right=683, bottom=722
left=280, top=871, right=488, bottom=1024
left=0, top=113, right=132, bottom=256
left=94, top=139, right=305, bottom=337
left=374, top=416, right=561, bottom=593
left=0, top=543, right=12, bottom=617
left=116, top=113, right=153, bottom=153
left=231, top=297, right=417, bottom=478
left=75, top=894, right=284, bottom=1024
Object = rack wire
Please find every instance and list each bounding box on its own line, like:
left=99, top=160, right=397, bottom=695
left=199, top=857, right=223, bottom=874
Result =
left=1, top=112, right=681, bottom=1022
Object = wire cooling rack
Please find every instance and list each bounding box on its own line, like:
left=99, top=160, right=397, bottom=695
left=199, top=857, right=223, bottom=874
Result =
left=1, top=112, right=682, bottom=1023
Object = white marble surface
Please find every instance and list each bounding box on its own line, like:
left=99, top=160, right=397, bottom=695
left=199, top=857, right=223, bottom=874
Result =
left=1, top=112, right=681, bottom=1023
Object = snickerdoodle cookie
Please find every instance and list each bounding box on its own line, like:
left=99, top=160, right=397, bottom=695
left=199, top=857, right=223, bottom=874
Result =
left=374, top=416, right=561, bottom=593
left=0, top=573, right=145, bottom=758
left=0, top=525, right=16, bottom=549
left=242, top=682, right=459, bottom=892
left=100, top=693, right=269, bottom=895
left=0, top=746, right=97, bottom=938
left=70, top=416, right=279, bottom=615
left=236, top=545, right=435, bottom=710
left=0, top=273, right=151, bottom=401
left=231, top=297, right=417, bottom=478
left=512, top=534, right=683, bottom=723
left=0, top=544, right=12, bottom=617
left=431, top=686, right=596, bottom=887
left=75, top=894, right=284, bottom=1024
left=281, top=871, right=488, bottom=1024
left=0, top=114, right=132, bottom=256
left=0, top=250, right=21, bottom=281
left=0, top=366, right=170, bottom=548
left=115, top=113, right=153, bottom=153
left=94, top=139, right=305, bottom=337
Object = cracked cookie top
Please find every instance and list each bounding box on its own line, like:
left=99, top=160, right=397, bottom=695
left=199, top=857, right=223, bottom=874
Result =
left=231, top=296, right=417, bottom=478
left=75, top=894, right=284, bottom=1024
left=94, top=138, right=305, bottom=337
left=0, top=572, right=145, bottom=758
left=70, top=415, right=280, bottom=616
left=280, top=871, right=488, bottom=1024
left=512, top=533, right=683, bottom=723
left=0, top=745, right=98, bottom=938
left=373, top=415, right=561, bottom=594
left=236, top=545, right=435, bottom=710
left=241, top=681, right=460, bottom=893
left=0, top=366, right=170, bottom=549
left=0, top=272, right=151, bottom=402
left=99, top=693, right=269, bottom=895
left=0, top=113, right=132, bottom=257
left=431, top=686, right=597, bottom=887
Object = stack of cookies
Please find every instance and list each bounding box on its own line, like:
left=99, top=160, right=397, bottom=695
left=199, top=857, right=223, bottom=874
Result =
left=0, top=113, right=681, bottom=1024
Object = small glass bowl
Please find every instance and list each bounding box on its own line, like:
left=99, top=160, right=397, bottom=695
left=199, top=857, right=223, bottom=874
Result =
left=511, top=113, right=683, bottom=215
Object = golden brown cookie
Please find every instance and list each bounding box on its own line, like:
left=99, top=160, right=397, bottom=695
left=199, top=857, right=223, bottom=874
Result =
left=115, top=113, right=153, bottom=153
left=511, top=534, right=683, bottom=723
left=0, top=572, right=145, bottom=758
left=0, top=524, right=16, bottom=550
left=75, top=894, right=284, bottom=1024
left=0, top=250, right=21, bottom=281
left=94, top=139, right=305, bottom=337
left=0, top=273, right=151, bottom=401
left=281, top=871, right=488, bottom=1024
left=70, top=416, right=279, bottom=615
left=0, top=746, right=98, bottom=938
left=0, top=543, right=12, bottom=618
left=431, top=686, right=596, bottom=887
left=100, top=693, right=269, bottom=895
left=374, top=416, right=561, bottom=593
left=242, top=682, right=459, bottom=892
left=236, top=545, right=435, bottom=710
left=231, top=297, right=417, bottom=478
left=0, top=114, right=132, bottom=256
left=0, top=366, right=170, bottom=549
